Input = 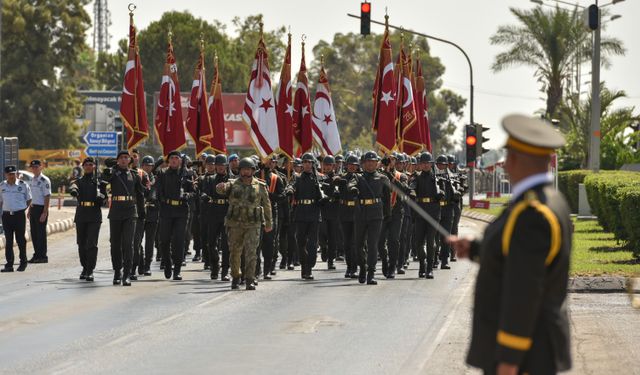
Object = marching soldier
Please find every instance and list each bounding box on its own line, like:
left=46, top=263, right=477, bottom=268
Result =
left=216, top=157, right=272, bottom=290
left=0, top=166, right=31, bottom=272
left=200, top=154, right=231, bottom=281
left=434, top=155, right=457, bottom=269
left=156, top=151, right=195, bottom=281
left=450, top=114, right=571, bottom=375
left=286, top=153, right=325, bottom=280
left=318, top=155, right=340, bottom=270
left=69, top=157, right=107, bottom=281
left=397, top=154, right=412, bottom=272
left=102, top=151, right=146, bottom=286
left=27, top=160, right=51, bottom=264
left=378, top=153, right=408, bottom=279
left=140, top=156, right=160, bottom=276
left=334, top=154, right=360, bottom=278
left=349, top=151, right=391, bottom=285
left=409, top=152, right=443, bottom=279
left=131, top=158, right=150, bottom=278
left=447, top=154, right=465, bottom=261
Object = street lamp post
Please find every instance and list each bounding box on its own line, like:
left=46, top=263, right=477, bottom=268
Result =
left=589, top=2, right=602, bottom=172
left=347, top=13, right=477, bottom=201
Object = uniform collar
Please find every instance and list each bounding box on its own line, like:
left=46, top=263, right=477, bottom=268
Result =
left=510, top=172, right=552, bottom=202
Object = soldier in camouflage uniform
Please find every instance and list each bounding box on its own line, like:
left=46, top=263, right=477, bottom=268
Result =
left=216, top=157, right=272, bottom=290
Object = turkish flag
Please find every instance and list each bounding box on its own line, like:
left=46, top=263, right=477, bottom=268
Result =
left=415, top=57, right=432, bottom=153
left=154, top=39, right=186, bottom=157
left=120, top=17, right=149, bottom=150
left=208, top=56, right=226, bottom=154
left=185, top=49, right=213, bottom=157
left=396, top=43, right=422, bottom=156
left=276, top=34, right=293, bottom=159
left=293, top=43, right=312, bottom=155
left=372, top=25, right=397, bottom=154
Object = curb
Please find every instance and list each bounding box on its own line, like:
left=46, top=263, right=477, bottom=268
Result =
left=569, top=277, right=640, bottom=294
left=462, top=209, right=495, bottom=223
left=0, top=218, right=75, bottom=250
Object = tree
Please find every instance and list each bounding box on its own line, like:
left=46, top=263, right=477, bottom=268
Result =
left=95, top=39, right=128, bottom=91
left=490, top=6, right=624, bottom=118
left=60, top=45, right=99, bottom=91
left=558, top=84, right=640, bottom=169
left=1, top=0, right=91, bottom=148
left=310, top=31, right=466, bottom=153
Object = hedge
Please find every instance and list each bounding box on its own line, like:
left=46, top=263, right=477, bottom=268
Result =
left=44, top=166, right=73, bottom=192
left=584, top=171, right=640, bottom=257
left=557, top=170, right=592, bottom=213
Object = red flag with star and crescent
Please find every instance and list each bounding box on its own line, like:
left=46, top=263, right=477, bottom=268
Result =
left=120, top=14, right=149, bottom=150
left=242, top=34, right=280, bottom=158
left=154, top=38, right=186, bottom=157
left=396, top=42, right=422, bottom=156
left=185, top=47, right=214, bottom=157
left=415, top=57, right=432, bottom=153
left=372, top=24, right=397, bottom=154
left=292, top=42, right=312, bottom=156
left=208, top=55, right=227, bottom=154
left=275, top=33, right=293, bottom=159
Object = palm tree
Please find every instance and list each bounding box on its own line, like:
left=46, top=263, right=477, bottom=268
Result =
left=559, top=84, right=639, bottom=169
left=490, top=6, right=625, bottom=118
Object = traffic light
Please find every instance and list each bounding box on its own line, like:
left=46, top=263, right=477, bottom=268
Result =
left=476, top=124, right=490, bottom=156
left=587, top=4, right=599, bottom=30
left=360, top=2, right=371, bottom=35
left=465, top=124, right=477, bottom=167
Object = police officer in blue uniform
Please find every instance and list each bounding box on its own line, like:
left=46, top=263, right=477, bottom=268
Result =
left=0, top=166, right=32, bottom=272
left=27, top=160, right=51, bottom=263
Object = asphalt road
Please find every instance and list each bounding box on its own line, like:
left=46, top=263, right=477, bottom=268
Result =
left=1, top=216, right=638, bottom=375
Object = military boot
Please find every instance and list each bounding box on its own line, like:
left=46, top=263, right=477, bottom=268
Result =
left=173, top=264, right=182, bottom=281
left=113, top=270, right=122, bottom=285
left=163, top=260, right=172, bottom=279
left=327, top=260, right=336, bottom=270
left=246, top=279, right=256, bottom=290
left=192, top=249, right=201, bottom=262
left=366, top=271, right=378, bottom=285
left=426, top=260, right=435, bottom=279
left=221, top=267, right=230, bottom=281
left=419, top=261, right=426, bottom=278
left=358, top=267, right=367, bottom=284
left=231, top=277, right=240, bottom=290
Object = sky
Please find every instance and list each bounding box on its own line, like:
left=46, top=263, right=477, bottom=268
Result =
left=87, top=0, right=640, bottom=150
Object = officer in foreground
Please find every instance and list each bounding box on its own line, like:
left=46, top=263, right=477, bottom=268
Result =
left=69, top=157, right=107, bottom=281
left=449, top=114, right=571, bottom=375
left=216, top=157, right=272, bottom=290
left=0, top=166, right=31, bottom=272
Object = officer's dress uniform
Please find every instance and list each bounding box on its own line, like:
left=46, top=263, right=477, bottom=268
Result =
left=399, top=169, right=414, bottom=269
left=349, top=170, right=391, bottom=284
left=200, top=171, right=231, bottom=279
left=217, top=176, right=272, bottom=289
left=409, top=168, right=443, bottom=277
left=28, top=172, right=51, bottom=262
left=156, top=166, right=194, bottom=280
left=288, top=171, right=324, bottom=279
left=0, top=176, right=31, bottom=271
left=104, top=165, right=145, bottom=284
left=319, top=171, right=341, bottom=269
left=276, top=171, right=293, bottom=270
left=466, top=114, right=572, bottom=375
left=69, top=171, right=107, bottom=279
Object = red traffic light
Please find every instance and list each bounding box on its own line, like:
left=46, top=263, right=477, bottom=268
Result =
left=466, top=135, right=477, bottom=146
left=361, top=2, right=371, bottom=13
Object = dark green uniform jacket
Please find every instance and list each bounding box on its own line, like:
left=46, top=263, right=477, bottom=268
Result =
left=467, top=182, right=572, bottom=375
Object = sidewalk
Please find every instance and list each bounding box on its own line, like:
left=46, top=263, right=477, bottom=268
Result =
left=0, top=206, right=76, bottom=249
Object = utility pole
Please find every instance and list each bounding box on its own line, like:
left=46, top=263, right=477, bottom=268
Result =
left=588, top=2, right=601, bottom=172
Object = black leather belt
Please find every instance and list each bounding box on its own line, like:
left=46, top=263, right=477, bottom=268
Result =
left=112, top=196, right=133, bottom=201
left=3, top=209, right=25, bottom=216
left=79, top=201, right=95, bottom=207
left=360, top=198, right=381, bottom=205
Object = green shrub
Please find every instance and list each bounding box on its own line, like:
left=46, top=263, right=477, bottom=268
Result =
left=619, top=187, right=640, bottom=257
left=557, top=170, right=592, bottom=213
left=44, top=166, right=73, bottom=192
left=584, top=171, right=640, bottom=256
